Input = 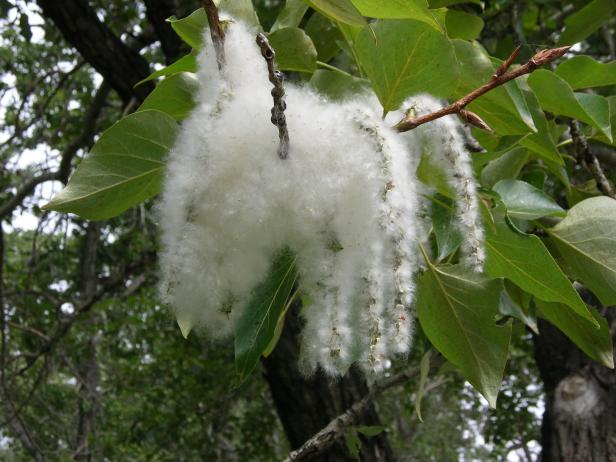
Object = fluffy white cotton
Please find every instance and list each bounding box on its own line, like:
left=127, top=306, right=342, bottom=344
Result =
left=158, top=19, right=484, bottom=376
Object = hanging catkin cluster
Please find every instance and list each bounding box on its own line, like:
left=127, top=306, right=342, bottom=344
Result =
left=158, top=19, right=484, bottom=376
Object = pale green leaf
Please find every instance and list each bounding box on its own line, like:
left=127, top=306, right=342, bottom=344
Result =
left=304, top=0, right=368, bottom=27
left=271, top=0, right=308, bottom=30
left=430, top=195, right=463, bottom=260
left=136, top=51, right=198, bottom=86
left=548, top=197, right=616, bottom=306
left=445, top=9, right=483, bottom=40
left=416, top=260, right=510, bottom=408
left=415, top=350, right=431, bottom=422
left=350, top=0, right=442, bottom=29
left=556, top=56, right=616, bottom=89
left=138, top=73, right=199, bottom=121
left=480, top=147, right=529, bottom=188
left=168, top=9, right=207, bottom=49
left=43, top=110, right=178, bottom=219
left=528, top=70, right=612, bottom=142
left=309, top=69, right=370, bottom=99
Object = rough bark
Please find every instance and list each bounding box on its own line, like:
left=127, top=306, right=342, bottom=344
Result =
left=262, top=302, right=395, bottom=462
left=36, top=0, right=154, bottom=104
left=534, top=311, right=616, bottom=462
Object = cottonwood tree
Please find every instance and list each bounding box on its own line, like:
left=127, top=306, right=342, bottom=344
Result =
left=1, top=0, right=615, bottom=461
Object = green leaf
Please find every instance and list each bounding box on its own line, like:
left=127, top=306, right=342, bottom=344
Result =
left=345, top=429, right=361, bottom=459
left=548, top=197, right=616, bottom=306
left=452, top=40, right=535, bottom=135
left=536, top=300, right=613, bottom=369
left=234, top=249, right=298, bottom=384
left=499, top=291, right=538, bottom=334
left=429, top=0, right=482, bottom=7
left=309, top=69, right=370, bottom=99
left=555, top=56, right=616, bottom=89
left=492, top=179, right=565, bottom=221
left=305, top=13, right=343, bottom=62
left=271, top=0, right=308, bottom=30
left=416, top=259, right=510, bottom=408
left=484, top=208, right=597, bottom=325
left=557, top=0, right=616, bottom=45
left=350, top=0, right=442, bottom=29
left=304, top=0, right=368, bottom=27
left=43, top=110, right=178, bottom=220
left=518, top=88, right=562, bottom=164
left=267, top=27, right=318, bottom=73
left=138, top=73, right=199, bottom=121
left=415, top=350, right=431, bottom=422
left=445, top=10, right=483, bottom=40
left=356, top=425, right=385, bottom=436
left=355, top=19, right=457, bottom=112
left=528, top=70, right=612, bottom=142
left=430, top=195, right=463, bottom=260
left=168, top=9, right=207, bottom=49
left=480, top=147, right=529, bottom=188
left=136, top=52, right=198, bottom=86
left=417, top=151, right=455, bottom=197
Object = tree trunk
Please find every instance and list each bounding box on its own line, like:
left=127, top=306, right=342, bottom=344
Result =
left=533, top=311, right=616, bottom=462
left=262, top=301, right=395, bottom=461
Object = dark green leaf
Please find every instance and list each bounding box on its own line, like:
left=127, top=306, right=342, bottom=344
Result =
left=484, top=208, right=597, bottom=325
left=43, top=110, right=178, bottom=220
left=557, top=0, right=616, bottom=45
left=345, top=429, right=361, bottom=459
left=355, top=19, right=457, bottom=112
left=499, top=291, right=538, bottom=334
left=268, top=27, right=318, bottom=73
left=138, top=73, right=199, bottom=121
left=536, top=300, right=613, bottom=368
left=416, top=259, right=509, bottom=408
left=305, top=12, right=343, bottom=62
left=235, top=249, right=298, bottom=384
left=480, top=147, right=529, bottom=188
left=492, top=179, right=565, bottom=221
left=548, top=197, right=616, bottom=306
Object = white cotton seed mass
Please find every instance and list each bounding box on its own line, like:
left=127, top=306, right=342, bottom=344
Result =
left=158, top=19, right=484, bottom=376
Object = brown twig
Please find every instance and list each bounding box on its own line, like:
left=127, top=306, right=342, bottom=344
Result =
left=569, top=120, right=615, bottom=199
left=256, top=33, right=290, bottom=160
left=394, top=45, right=571, bottom=133
left=201, top=0, right=225, bottom=70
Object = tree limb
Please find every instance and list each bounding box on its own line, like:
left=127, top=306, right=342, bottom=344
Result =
left=283, top=365, right=424, bottom=462
left=569, top=120, right=615, bottom=199
left=394, top=45, right=571, bottom=132
left=36, top=0, right=154, bottom=103
left=143, top=0, right=187, bottom=63
left=0, top=81, right=111, bottom=221
left=201, top=0, right=225, bottom=69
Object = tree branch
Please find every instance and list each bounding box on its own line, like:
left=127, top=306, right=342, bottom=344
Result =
left=36, top=0, right=154, bottom=103
left=569, top=120, right=616, bottom=199
left=201, top=0, right=225, bottom=70
left=143, top=0, right=187, bottom=63
left=256, top=33, right=290, bottom=159
left=0, top=81, right=111, bottom=221
left=283, top=365, right=424, bottom=462
left=394, top=45, right=571, bottom=132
